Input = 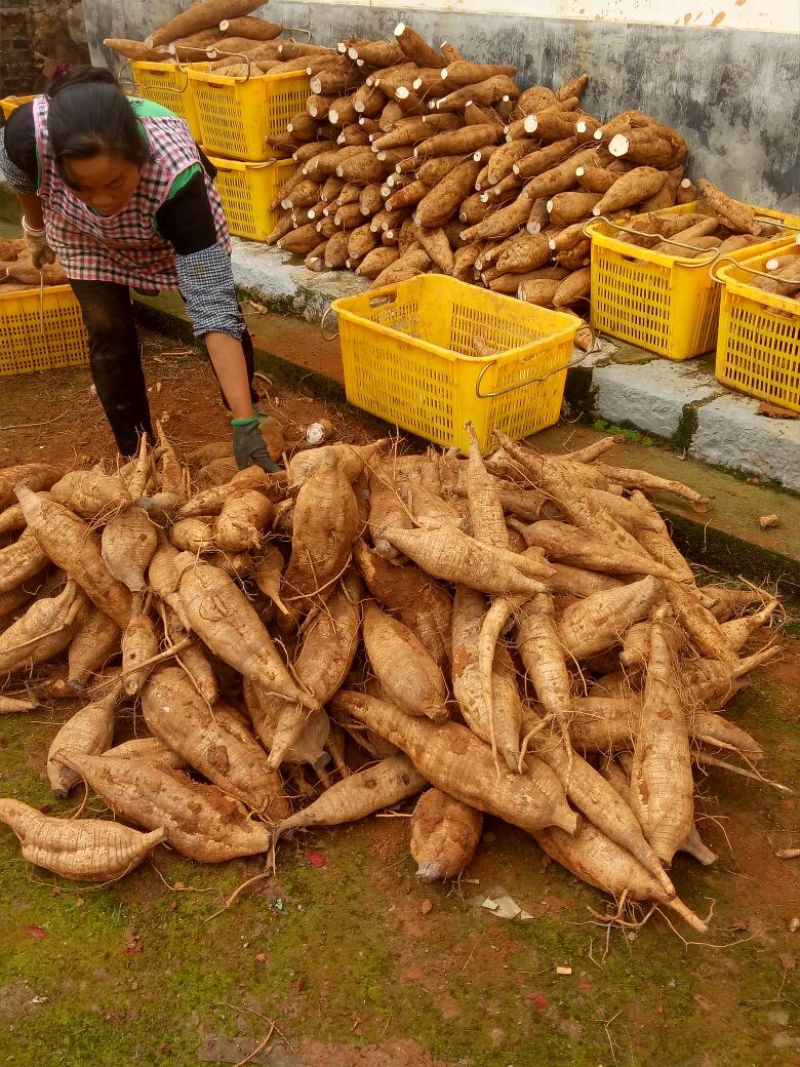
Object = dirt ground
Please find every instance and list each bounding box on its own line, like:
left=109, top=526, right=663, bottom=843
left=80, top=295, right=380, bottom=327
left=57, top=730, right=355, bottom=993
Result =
left=0, top=328, right=373, bottom=472
left=1, top=336, right=799, bottom=1067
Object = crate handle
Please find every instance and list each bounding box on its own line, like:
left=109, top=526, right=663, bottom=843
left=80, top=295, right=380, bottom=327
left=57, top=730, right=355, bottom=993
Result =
left=320, top=306, right=338, bottom=341
left=586, top=216, right=716, bottom=267
left=712, top=249, right=797, bottom=283
left=283, top=27, right=313, bottom=41
left=584, top=215, right=666, bottom=247
left=204, top=51, right=254, bottom=81
left=475, top=345, right=594, bottom=399
left=647, top=234, right=720, bottom=265
left=708, top=255, right=742, bottom=284
left=584, top=216, right=656, bottom=242
left=173, top=46, right=213, bottom=66
left=368, top=292, right=397, bottom=309
left=161, top=59, right=192, bottom=93
left=115, top=58, right=136, bottom=93
left=754, top=216, right=800, bottom=234
left=215, top=158, right=276, bottom=173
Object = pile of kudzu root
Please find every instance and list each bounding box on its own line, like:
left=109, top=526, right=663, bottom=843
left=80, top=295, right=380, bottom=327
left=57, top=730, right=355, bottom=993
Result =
left=261, top=23, right=782, bottom=318
left=0, top=428, right=782, bottom=932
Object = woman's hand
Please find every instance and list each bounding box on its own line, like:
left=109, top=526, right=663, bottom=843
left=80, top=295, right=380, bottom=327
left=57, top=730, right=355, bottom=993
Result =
left=231, top=417, right=281, bottom=472
left=21, top=217, right=56, bottom=269
left=203, top=331, right=281, bottom=471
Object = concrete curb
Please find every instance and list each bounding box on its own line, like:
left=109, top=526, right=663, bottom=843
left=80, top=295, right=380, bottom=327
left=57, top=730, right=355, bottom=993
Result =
left=231, top=239, right=369, bottom=321
left=566, top=343, right=800, bottom=492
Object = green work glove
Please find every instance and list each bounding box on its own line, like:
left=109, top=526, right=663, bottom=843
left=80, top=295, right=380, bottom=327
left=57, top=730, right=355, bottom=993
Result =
left=22, top=217, right=56, bottom=270
left=231, top=417, right=281, bottom=473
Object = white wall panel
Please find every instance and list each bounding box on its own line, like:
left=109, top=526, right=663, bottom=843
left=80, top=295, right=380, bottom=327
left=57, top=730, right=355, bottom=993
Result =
left=312, top=0, right=799, bottom=34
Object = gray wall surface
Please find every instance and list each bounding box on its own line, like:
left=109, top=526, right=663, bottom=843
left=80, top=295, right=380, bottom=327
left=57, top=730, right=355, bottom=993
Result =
left=84, top=0, right=800, bottom=212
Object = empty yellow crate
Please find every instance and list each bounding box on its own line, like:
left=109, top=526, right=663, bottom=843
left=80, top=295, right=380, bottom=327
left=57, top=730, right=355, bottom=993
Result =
left=0, top=94, right=35, bottom=120
left=0, top=285, right=89, bottom=377
left=188, top=68, right=310, bottom=162
left=332, top=275, right=578, bottom=453
left=714, top=239, right=800, bottom=412
left=209, top=156, right=296, bottom=241
left=587, top=202, right=800, bottom=361
left=130, top=61, right=208, bottom=142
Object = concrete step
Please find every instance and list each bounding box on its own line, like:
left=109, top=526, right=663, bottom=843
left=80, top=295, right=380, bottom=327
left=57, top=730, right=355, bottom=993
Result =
left=134, top=290, right=800, bottom=595
left=566, top=339, right=800, bottom=493
left=230, top=238, right=369, bottom=323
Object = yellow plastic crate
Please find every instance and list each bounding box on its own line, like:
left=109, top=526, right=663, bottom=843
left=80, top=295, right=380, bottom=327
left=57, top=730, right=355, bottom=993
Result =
left=714, top=239, right=800, bottom=412
left=586, top=202, right=800, bottom=361
left=130, top=61, right=208, bottom=142
left=188, top=68, right=310, bottom=162
left=1, top=95, right=35, bottom=120
left=0, top=285, right=89, bottom=377
left=332, top=275, right=578, bottom=453
left=209, top=155, right=296, bottom=241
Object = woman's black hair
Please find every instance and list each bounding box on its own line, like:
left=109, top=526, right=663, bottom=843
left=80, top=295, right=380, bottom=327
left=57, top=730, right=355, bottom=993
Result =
left=46, top=65, right=149, bottom=176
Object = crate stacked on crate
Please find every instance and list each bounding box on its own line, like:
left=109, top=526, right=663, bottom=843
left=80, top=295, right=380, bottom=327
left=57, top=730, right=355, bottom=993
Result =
left=128, top=60, right=210, bottom=143
left=104, top=1, right=308, bottom=242
left=585, top=185, right=800, bottom=360
left=713, top=237, right=800, bottom=411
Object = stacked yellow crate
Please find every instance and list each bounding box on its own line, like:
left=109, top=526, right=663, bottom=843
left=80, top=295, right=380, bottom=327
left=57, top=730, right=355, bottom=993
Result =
left=714, top=238, right=800, bottom=411
left=187, top=67, right=310, bottom=241
left=130, top=60, right=208, bottom=141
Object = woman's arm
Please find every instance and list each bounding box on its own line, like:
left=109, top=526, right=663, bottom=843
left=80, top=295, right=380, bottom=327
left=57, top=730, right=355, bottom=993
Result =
left=157, top=173, right=252, bottom=399
left=0, top=104, right=54, bottom=266
left=0, top=103, right=38, bottom=195
left=204, top=331, right=254, bottom=420
left=18, top=191, right=44, bottom=229
left=158, top=172, right=277, bottom=470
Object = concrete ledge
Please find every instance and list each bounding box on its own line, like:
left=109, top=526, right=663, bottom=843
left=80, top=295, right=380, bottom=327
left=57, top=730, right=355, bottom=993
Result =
left=566, top=341, right=800, bottom=491
left=692, top=392, right=800, bottom=489
left=586, top=354, right=722, bottom=442
left=231, top=239, right=369, bottom=322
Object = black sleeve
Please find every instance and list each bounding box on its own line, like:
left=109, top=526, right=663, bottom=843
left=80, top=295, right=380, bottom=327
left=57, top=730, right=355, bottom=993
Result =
left=3, top=102, right=38, bottom=184
left=155, top=170, right=220, bottom=255
left=198, top=145, right=217, bottom=180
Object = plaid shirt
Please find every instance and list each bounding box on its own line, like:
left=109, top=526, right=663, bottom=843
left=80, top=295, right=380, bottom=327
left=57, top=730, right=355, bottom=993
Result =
left=33, top=95, right=230, bottom=289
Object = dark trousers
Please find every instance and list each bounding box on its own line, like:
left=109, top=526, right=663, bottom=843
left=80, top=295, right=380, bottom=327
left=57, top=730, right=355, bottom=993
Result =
left=69, top=279, right=257, bottom=457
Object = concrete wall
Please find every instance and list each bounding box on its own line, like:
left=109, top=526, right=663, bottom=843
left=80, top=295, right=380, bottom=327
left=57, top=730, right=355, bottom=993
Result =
left=1, top=0, right=90, bottom=98
left=83, top=0, right=800, bottom=211
left=1, top=0, right=39, bottom=96
left=265, top=0, right=800, bottom=33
